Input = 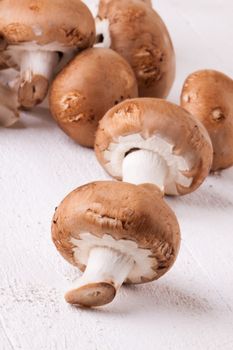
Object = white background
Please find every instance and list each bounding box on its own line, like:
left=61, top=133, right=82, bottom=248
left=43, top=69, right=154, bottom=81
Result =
left=1, top=1, right=233, bottom=349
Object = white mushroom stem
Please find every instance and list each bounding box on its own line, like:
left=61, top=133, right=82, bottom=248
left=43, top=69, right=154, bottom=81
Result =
left=82, top=0, right=111, bottom=48
left=20, top=50, right=59, bottom=83
left=65, top=246, right=134, bottom=306
left=72, top=246, right=134, bottom=290
left=18, top=50, right=59, bottom=108
left=95, top=18, right=111, bottom=48
left=0, top=83, right=19, bottom=127
left=123, top=149, right=168, bottom=192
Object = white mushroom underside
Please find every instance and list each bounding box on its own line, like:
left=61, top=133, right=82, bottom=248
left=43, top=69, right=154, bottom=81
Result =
left=95, top=18, right=111, bottom=48
left=20, top=50, right=59, bottom=82
left=71, top=233, right=156, bottom=284
left=82, top=0, right=111, bottom=48
left=104, top=133, right=193, bottom=195
left=68, top=246, right=134, bottom=291
left=5, top=42, right=75, bottom=74
left=7, top=42, right=74, bottom=53
left=82, top=0, right=100, bottom=18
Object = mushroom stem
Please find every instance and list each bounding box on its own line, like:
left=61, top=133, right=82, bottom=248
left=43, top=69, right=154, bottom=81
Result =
left=82, top=1, right=111, bottom=48
left=0, top=82, right=19, bottom=127
left=18, top=50, right=59, bottom=109
left=95, top=18, right=111, bottom=48
left=65, top=246, right=134, bottom=307
left=123, top=149, right=168, bottom=192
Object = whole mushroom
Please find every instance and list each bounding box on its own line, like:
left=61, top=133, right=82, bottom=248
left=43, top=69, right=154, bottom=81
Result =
left=181, top=70, right=233, bottom=171
left=49, top=48, right=138, bottom=148
left=82, top=0, right=175, bottom=98
left=95, top=98, right=213, bottom=195
left=0, top=0, right=95, bottom=109
left=52, top=181, right=180, bottom=307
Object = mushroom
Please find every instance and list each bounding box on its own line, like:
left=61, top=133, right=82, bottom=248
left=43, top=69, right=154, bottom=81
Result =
left=141, top=0, right=152, bottom=5
left=181, top=70, right=233, bottom=171
left=82, top=0, right=175, bottom=98
left=49, top=48, right=138, bottom=148
left=95, top=98, right=213, bottom=196
left=52, top=181, right=180, bottom=307
left=0, top=82, right=19, bottom=126
left=0, top=0, right=95, bottom=109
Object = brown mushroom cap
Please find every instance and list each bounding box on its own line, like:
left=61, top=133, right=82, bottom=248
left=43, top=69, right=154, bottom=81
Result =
left=0, top=0, right=96, bottom=110
left=0, top=0, right=95, bottom=50
left=181, top=70, right=233, bottom=171
left=49, top=48, right=138, bottom=148
left=52, top=181, right=180, bottom=284
left=95, top=98, right=213, bottom=195
left=97, top=0, right=175, bottom=98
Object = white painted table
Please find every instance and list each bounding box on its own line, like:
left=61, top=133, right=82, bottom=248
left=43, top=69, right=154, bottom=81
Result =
left=1, top=1, right=233, bottom=349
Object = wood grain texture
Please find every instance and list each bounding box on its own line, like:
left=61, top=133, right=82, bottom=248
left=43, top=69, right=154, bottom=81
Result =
left=0, top=1, right=233, bottom=349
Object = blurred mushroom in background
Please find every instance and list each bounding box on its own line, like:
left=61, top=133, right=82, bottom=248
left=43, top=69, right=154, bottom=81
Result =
left=181, top=70, right=233, bottom=171
left=82, top=0, right=175, bottom=98
left=0, top=0, right=95, bottom=120
left=50, top=48, right=138, bottom=148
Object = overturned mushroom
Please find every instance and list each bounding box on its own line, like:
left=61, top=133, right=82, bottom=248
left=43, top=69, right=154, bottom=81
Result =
left=95, top=98, right=213, bottom=195
left=50, top=48, right=138, bottom=148
left=0, top=82, right=19, bottom=126
left=181, top=70, right=233, bottom=171
left=0, top=0, right=95, bottom=109
left=52, top=181, right=180, bottom=307
left=83, top=0, right=175, bottom=98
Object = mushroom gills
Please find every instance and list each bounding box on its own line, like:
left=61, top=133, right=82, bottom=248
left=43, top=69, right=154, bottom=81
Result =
left=18, top=50, right=59, bottom=108
left=123, top=149, right=168, bottom=192
left=0, top=83, right=19, bottom=127
left=52, top=181, right=181, bottom=307
left=104, top=133, right=192, bottom=195
left=65, top=246, right=134, bottom=307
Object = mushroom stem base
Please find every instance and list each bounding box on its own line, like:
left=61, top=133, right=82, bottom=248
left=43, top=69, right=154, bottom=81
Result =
left=65, top=246, right=134, bottom=307
left=123, top=149, right=168, bottom=192
left=18, top=50, right=59, bottom=108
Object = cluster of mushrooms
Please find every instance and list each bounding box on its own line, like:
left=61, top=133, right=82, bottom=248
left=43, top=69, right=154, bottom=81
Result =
left=1, top=0, right=233, bottom=308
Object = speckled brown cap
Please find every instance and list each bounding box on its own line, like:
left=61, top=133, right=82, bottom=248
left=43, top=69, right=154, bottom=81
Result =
left=181, top=70, right=233, bottom=171
left=95, top=98, right=213, bottom=195
left=49, top=48, right=138, bottom=148
left=97, top=0, right=175, bottom=98
left=0, top=0, right=96, bottom=110
left=0, top=0, right=95, bottom=50
left=52, top=181, right=180, bottom=283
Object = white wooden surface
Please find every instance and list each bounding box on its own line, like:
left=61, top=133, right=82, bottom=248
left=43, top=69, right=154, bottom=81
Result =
left=1, top=1, right=233, bottom=349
